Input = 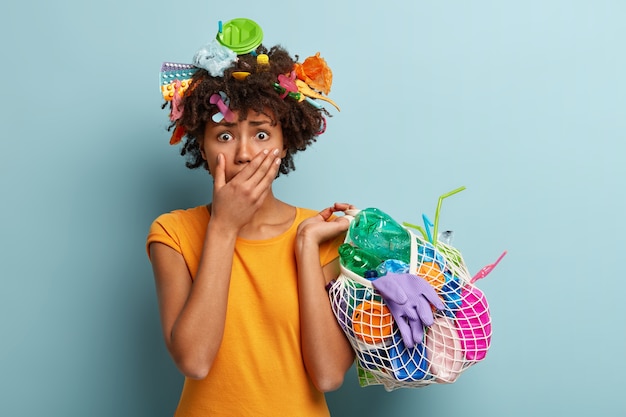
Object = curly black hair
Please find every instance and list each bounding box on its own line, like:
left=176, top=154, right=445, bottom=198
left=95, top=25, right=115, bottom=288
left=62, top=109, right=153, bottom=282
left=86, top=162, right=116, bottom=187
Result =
left=163, top=45, right=331, bottom=175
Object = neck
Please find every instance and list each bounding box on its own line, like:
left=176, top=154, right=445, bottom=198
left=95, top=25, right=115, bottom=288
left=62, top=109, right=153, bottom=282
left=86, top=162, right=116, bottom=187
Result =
left=237, top=192, right=296, bottom=240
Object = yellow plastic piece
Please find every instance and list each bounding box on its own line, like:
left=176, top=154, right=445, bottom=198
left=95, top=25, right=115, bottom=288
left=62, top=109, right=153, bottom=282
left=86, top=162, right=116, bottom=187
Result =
left=232, top=71, right=251, bottom=80
left=160, top=79, right=192, bottom=101
left=295, top=79, right=340, bottom=111
left=257, top=54, right=269, bottom=66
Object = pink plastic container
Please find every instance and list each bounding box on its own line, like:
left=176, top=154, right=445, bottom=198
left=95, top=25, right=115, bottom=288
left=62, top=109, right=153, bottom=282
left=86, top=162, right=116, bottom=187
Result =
left=425, top=316, right=464, bottom=383
left=456, top=285, right=491, bottom=361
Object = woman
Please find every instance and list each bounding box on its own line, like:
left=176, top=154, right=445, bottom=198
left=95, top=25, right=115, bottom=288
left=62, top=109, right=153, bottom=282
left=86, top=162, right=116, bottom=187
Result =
left=147, top=18, right=355, bottom=416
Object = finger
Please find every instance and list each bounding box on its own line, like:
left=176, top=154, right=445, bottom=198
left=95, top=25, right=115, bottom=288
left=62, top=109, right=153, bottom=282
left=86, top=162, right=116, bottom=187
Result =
left=332, top=216, right=351, bottom=230
left=245, top=148, right=281, bottom=185
left=404, top=304, right=419, bottom=321
left=317, top=206, right=352, bottom=229
left=244, top=156, right=280, bottom=208
left=213, top=154, right=226, bottom=189
left=231, top=148, right=270, bottom=182
left=394, top=317, right=415, bottom=349
left=317, top=206, right=335, bottom=221
left=415, top=297, right=436, bottom=326
left=408, top=318, right=425, bottom=346
left=255, top=150, right=282, bottom=187
left=332, top=202, right=355, bottom=212
left=422, top=286, right=445, bottom=311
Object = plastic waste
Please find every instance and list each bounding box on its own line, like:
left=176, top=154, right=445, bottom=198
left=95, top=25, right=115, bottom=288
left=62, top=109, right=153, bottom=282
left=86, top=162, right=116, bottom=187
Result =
left=215, top=18, right=264, bottom=55
left=387, top=333, right=429, bottom=382
left=376, top=259, right=410, bottom=277
left=352, top=300, right=394, bottom=345
left=424, top=316, right=464, bottom=383
left=363, top=270, right=378, bottom=281
left=372, top=273, right=444, bottom=348
left=338, top=243, right=384, bottom=278
left=456, top=285, right=491, bottom=361
left=349, top=208, right=411, bottom=263
left=438, top=230, right=454, bottom=245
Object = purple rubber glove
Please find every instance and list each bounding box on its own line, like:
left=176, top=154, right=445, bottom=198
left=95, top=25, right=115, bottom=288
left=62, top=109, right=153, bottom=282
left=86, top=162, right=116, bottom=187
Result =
left=372, top=272, right=445, bottom=348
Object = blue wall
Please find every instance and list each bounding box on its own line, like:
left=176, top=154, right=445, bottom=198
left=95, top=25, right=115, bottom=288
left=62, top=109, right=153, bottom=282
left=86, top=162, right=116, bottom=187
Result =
left=1, top=1, right=625, bottom=416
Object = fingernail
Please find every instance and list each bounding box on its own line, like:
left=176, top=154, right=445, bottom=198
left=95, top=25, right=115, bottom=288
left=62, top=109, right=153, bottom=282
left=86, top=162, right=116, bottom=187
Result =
left=275, top=158, right=281, bottom=165
left=273, top=149, right=280, bottom=156
left=263, top=149, right=269, bottom=155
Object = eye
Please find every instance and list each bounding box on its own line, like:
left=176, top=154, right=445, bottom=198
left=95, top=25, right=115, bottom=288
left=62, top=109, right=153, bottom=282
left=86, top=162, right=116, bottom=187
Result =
left=217, top=132, right=234, bottom=142
left=255, top=131, right=270, bottom=141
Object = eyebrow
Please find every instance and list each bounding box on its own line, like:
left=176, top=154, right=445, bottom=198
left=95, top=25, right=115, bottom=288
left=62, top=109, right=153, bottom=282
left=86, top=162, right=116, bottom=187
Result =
left=217, top=118, right=274, bottom=128
left=249, top=119, right=274, bottom=126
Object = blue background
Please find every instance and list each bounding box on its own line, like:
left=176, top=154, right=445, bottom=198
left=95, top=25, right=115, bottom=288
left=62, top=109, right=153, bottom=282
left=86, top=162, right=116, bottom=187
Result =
left=1, top=1, right=625, bottom=416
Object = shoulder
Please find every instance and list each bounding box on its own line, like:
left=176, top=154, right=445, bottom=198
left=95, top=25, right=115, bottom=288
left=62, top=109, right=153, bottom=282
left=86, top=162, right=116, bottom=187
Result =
left=295, top=207, right=318, bottom=221
left=151, top=205, right=209, bottom=229
left=147, top=206, right=209, bottom=257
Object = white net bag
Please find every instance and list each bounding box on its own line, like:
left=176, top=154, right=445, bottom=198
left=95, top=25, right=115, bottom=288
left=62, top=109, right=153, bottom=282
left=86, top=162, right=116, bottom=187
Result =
left=328, top=188, right=504, bottom=391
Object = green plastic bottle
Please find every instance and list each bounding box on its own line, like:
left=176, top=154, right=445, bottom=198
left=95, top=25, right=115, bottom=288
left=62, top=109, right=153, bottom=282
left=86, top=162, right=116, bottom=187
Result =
left=348, top=208, right=411, bottom=263
left=338, top=243, right=384, bottom=278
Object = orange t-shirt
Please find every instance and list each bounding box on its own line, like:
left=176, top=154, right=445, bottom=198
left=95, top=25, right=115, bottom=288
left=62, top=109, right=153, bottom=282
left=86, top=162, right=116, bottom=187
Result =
left=147, top=206, right=344, bottom=417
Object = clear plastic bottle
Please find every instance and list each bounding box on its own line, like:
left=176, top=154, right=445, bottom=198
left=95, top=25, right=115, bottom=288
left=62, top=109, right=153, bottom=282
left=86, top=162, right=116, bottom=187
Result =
left=438, top=230, right=454, bottom=245
left=338, top=243, right=384, bottom=277
left=348, top=208, right=411, bottom=263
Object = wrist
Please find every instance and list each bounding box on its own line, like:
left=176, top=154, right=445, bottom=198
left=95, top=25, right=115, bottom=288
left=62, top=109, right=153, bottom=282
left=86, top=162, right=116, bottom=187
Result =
left=295, top=234, right=320, bottom=261
left=206, top=218, right=239, bottom=242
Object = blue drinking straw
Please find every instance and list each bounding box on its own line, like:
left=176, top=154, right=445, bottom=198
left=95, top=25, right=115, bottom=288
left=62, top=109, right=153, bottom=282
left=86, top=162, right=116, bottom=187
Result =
left=422, top=214, right=434, bottom=243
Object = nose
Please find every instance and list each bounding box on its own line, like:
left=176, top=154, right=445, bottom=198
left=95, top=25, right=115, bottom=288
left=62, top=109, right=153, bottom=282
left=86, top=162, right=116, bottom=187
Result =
left=235, top=138, right=253, bottom=164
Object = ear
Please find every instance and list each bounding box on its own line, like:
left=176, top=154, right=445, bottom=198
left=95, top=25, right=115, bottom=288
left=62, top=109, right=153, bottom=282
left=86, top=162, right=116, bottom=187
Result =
left=198, top=138, right=207, bottom=160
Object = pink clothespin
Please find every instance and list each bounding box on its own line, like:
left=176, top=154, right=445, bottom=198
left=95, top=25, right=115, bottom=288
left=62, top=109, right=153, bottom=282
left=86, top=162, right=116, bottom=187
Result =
left=277, top=71, right=298, bottom=99
left=210, top=92, right=235, bottom=122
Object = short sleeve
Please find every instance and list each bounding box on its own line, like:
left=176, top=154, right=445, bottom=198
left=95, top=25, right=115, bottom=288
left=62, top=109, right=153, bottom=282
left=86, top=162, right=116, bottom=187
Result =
left=146, top=213, right=182, bottom=260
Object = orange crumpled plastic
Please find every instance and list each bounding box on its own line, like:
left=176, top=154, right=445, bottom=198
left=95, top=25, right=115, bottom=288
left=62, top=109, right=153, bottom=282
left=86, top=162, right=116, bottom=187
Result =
left=294, top=52, right=333, bottom=95
left=169, top=124, right=186, bottom=145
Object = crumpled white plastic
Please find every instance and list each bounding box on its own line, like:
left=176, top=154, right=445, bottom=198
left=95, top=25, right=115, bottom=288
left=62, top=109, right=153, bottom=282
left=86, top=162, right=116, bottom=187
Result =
left=192, top=39, right=237, bottom=77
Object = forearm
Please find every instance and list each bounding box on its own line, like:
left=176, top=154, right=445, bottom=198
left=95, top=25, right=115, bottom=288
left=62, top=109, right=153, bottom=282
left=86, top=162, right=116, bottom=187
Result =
left=296, top=241, right=355, bottom=392
left=168, top=221, right=237, bottom=379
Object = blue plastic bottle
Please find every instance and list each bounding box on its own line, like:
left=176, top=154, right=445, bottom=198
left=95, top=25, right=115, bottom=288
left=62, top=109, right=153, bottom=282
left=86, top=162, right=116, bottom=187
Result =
left=349, top=208, right=411, bottom=264
left=376, top=259, right=410, bottom=277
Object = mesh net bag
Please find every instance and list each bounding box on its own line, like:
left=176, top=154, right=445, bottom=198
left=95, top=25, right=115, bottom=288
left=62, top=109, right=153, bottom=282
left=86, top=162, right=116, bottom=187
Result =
left=328, top=190, right=502, bottom=391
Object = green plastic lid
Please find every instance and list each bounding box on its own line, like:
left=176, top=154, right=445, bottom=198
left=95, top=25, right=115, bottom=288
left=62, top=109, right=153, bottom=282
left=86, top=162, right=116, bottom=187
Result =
left=216, top=18, right=263, bottom=55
